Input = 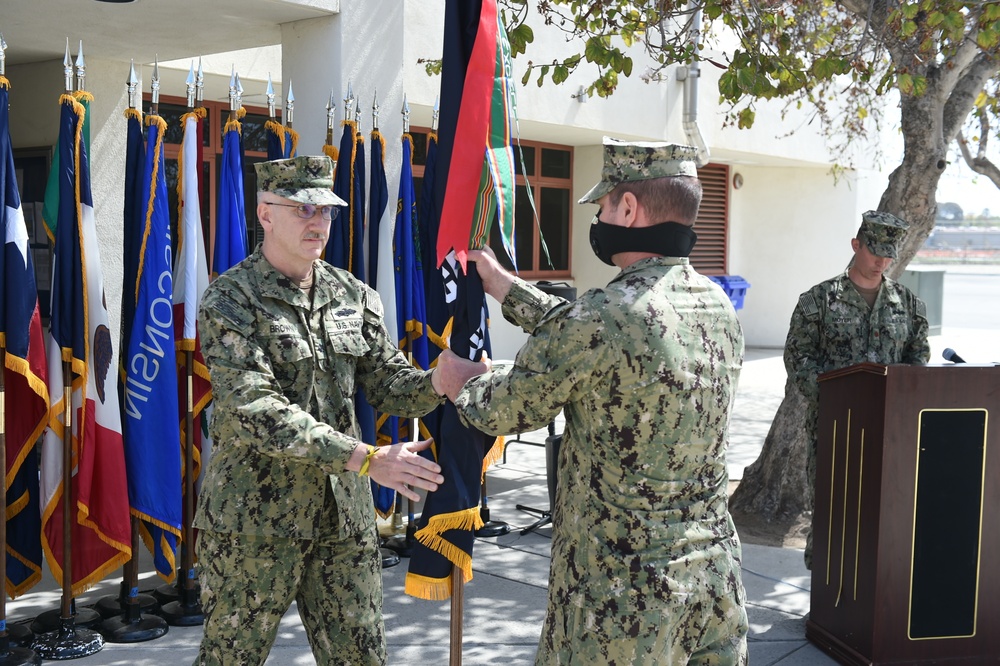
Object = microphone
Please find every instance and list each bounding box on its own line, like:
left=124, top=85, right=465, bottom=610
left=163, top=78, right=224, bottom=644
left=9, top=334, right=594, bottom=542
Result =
left=942, top=348, right=967, bottom=364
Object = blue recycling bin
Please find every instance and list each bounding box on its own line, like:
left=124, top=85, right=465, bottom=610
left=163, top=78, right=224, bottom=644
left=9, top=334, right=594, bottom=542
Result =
left=708, top=275, right=751, bottom=310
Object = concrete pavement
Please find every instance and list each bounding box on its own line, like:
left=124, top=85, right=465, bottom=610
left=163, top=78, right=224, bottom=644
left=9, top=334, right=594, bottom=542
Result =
left=6, top=263, right=997, bottom=664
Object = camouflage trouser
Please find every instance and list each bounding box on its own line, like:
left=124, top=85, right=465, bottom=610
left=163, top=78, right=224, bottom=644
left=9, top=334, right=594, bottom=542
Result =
left=536, top=592, right=748, bottom=665
left=193, top=525, right=384, bottom=666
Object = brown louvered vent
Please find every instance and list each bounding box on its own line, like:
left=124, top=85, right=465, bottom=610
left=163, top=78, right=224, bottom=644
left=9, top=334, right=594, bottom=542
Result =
left=691, top=163, right=729, bottom=275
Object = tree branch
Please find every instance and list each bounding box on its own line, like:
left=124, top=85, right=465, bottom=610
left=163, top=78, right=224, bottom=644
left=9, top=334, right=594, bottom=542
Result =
left=956, top=120, right=1000, bottom=189
left=942, top=52, right=999, bottom=144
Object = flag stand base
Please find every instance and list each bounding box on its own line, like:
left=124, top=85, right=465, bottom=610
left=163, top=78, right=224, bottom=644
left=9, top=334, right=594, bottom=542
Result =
left=475, top=506, right=510, bottom=538
left=0, top=646, right=40, bottom=666
left=99, top=601, right=168, bottom=644
left=383, top=523, right=418, bottom=558
left=30, top=607, right=101, bottom=635
left=4, top=625, right=33, bottom=649
left=160, top=587, right=204, bottom=627
left=31, top=619, right=103, bottom=660
left=380, top=548, right=401, bottom=568
left=95, top=583, right=159, bottom=618
left=154, top=568, right=201, bottom=606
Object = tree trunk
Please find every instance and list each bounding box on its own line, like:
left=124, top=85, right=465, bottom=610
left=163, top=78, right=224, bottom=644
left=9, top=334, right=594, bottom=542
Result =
left=729, top=383, right=810, bottom=520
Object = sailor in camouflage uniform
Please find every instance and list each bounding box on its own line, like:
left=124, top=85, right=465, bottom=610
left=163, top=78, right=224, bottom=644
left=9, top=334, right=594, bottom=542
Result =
left=193, top=156, right=471, bottom=665
left=784, top=210, right=930, bottom=569
left=437, top=137, right=749, bottom=665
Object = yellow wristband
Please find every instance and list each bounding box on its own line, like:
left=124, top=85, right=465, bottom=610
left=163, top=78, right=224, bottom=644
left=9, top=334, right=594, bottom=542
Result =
left=358, top=445, right=377, bottom=477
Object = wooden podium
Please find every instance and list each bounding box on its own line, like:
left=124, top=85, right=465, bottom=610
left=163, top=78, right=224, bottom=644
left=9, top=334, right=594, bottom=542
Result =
left=807, top=363, right=1000, bottom=665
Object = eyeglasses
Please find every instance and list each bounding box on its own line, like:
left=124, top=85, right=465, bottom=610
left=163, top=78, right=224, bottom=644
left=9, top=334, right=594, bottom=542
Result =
left=264, top=202, right=340, bottom=221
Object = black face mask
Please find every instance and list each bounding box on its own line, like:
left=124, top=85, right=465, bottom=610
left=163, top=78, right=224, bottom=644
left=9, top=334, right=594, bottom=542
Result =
left=588, top=217, right=698, bottom=266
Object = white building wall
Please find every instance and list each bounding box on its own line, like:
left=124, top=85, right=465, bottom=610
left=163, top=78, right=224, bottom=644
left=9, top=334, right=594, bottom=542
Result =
left=5, top=3, right=899, bottom=363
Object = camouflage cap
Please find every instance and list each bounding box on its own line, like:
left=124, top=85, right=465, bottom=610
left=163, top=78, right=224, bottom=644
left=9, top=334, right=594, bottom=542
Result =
left=578, top=137, right=699, bottom=204
left=859, top=210, right=908, bottom=258
left=254, top=156, right=347, bottom=206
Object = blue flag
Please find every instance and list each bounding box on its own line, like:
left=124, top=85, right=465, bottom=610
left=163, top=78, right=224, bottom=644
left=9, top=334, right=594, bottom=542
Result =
left=213, top=118, right=247, bottom=276
left=1, top=77, right=47, bottom=598
left=264, top=119, right=296, bottom=160
left=122, top=115, right=183, bottom=581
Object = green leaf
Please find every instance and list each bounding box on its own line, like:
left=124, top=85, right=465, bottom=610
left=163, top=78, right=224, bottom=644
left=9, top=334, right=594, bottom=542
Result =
left=897, top=72, right=914, bottom=95
left=976, top=28, right=998, bottom=50
left=623, top=56, right=633, bottom=77
left=584, top=37, right=605, bottom=64
left=738, top=107, right=756, bottom=129
left=552, top=64, right=569, bottom=84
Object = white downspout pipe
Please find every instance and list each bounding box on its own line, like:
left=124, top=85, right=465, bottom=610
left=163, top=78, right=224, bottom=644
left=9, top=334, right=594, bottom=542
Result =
left=677, top=2, right=709, bottom=166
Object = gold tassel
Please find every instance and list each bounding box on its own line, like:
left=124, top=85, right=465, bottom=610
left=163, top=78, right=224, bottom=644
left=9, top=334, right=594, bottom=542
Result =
left=404, top=572, right=452, bottom=601
left=482, top=436, right=506, bottom=474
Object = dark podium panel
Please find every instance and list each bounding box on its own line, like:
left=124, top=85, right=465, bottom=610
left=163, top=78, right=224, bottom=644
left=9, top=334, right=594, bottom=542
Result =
left=807, top=363, right=1000, bottom=665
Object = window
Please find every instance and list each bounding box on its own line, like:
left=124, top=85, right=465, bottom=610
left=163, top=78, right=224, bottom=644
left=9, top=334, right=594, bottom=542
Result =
left=408, top=129, right=573, bottom=278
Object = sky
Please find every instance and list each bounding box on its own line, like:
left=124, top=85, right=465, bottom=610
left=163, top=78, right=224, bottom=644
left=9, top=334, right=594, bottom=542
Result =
left=936, top=151, right=1000, bottom=219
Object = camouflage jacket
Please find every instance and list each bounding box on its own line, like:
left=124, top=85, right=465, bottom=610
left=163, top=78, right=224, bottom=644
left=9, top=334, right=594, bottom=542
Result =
left=195, top=249, right=443, bottom=539
left=455, top=257, right=746, bottom=613
left=783, top=270, right=930, bottom=406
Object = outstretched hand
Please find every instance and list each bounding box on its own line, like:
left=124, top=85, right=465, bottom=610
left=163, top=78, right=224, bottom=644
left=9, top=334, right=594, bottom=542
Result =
left=367, top=439, right=443, bottom=502
left=432, top=349, right=491, bottom=402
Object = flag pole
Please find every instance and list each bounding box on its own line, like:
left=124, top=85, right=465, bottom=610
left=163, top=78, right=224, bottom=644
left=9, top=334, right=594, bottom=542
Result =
left=32, top=359, right=103, bottom=659
left=97, top=60, right=169, bottom=642
left=161, top=63, right=205, bottom=627
left=30, top=44, right=104, bottom=657
left=449, top=566, right=464, bottom=666
left=0, top=351, right=42, bottom=665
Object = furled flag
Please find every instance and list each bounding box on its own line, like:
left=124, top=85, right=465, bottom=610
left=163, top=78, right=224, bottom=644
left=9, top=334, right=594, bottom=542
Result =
left=368, top=125, right=396, bottom=518
left=434, top=0, right=517, bottom=269
left=326, top=117, right=367, bottom=279
left=41, top=90, right=92, bottom=242
left=392, top=133, right=431, bottom=445
left=122, top=114, right=183, bottom=580
left=405, top=0, right=516, bottom=601
left=326, top=116, right=377, bottom=452
left=1, top=75, right=47, bottom=598
left=213, top=115, right=247, bottom=276
left=264, top=118, right=297, bottom=161
left=40, top=93, right=131, bottom=596
left=173, top=107, right=212, bottom=542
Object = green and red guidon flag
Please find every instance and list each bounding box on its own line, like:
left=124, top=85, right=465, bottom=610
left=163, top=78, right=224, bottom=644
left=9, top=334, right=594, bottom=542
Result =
left=434, top=0, right=516, bottom=269
left=405, top=0, right=515, bottom=601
